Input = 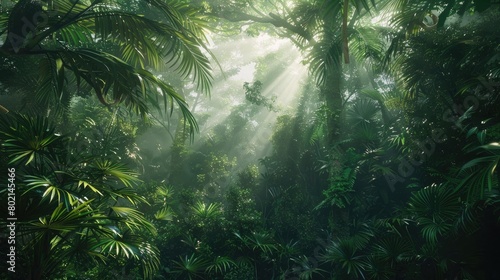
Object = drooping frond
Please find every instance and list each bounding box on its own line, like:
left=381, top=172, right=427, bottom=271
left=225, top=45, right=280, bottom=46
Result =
left=458, top=142, right=500, bottom=200
left=1, top=0, right=214, bottom=133
left=306, top=28, right=342, bottom=86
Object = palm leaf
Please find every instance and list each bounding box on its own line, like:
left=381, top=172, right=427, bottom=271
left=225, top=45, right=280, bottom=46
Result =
left=458, top=142, right=500, bottom=200
left=408, top=184, right=461, bottom=243
left=32, top=201, right=95, bottom=233
left=109, top=206, right=156, bottom=234
left=2, top=0, right=214, bottom=136
left=306, top=28, right=342, bottom=86
left=23, top=175, right=78, bottom=208
left=349, top=25, right=385, bottom=65
left=234, top=231, right=278, bottom=255
left=290, top=255, right=327, bottom=280
left=324, top=239, right=368, bottom=278
left=191, top=201, right=222, bottom=219
left=206, top=256, right=236, bottom=275
left=154, top=206, right=175, bottom=221
left=90, top=159, right=140, bottom=188
left=373, top=237, right=414, bottom=266
left=172, top=253, right=210, bottom=279
left=0, top=113, right=64, bottom=165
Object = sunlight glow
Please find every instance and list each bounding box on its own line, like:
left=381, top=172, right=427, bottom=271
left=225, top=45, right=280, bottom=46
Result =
left=229, top=62, right=256, bottom=81
left=264, top=56, right=308, bottom=109
left=189, top=34, right=309, bottom=162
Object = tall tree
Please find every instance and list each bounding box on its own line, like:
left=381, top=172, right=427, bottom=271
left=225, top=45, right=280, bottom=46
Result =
left=203, top=0, right=381, bottom=145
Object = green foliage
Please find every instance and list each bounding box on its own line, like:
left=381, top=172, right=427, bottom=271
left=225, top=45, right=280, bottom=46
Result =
left=222, top=263, right=254, bottom=280
left=0, top=112, right=65, bottom=166
left=0, top=113, right=159, bottom=279
left=234, top=231, right=277, bottom=256
left=206, top=256, right=237, bottom=275
left=408, top=184, right=461, bottom=244
left=317, top=166, right=357, bottom=209
left=324, top=239, right=368, bottom=279
left=243, top=80, right=276, bottom=111
left=289, top=255, right=327, bottom=280
left=1, top=1, right=499, bottom=280
left=0, top=0, right=214, bottom=131
left=172, top=253, right=210, bottom=279
left=372, top=237, right=414, bottom=267
left=155, top=206, right=175, bottom=221
left=345, top=98, right=382, bottom=144
left=191, top=201, right=223, bottom=221
left=459, top=142, right=500, bottom=200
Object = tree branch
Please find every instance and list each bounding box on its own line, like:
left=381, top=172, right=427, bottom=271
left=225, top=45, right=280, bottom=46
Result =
left=210, top=10, right=314, bottom=43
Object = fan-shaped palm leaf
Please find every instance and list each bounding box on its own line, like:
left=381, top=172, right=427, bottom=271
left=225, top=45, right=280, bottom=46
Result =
left=348, top=222, right=374, bottom=250
left=409, top=184, right=461, bottom=222
left=206, top=256, right=236, bottom=275
left=408, top=184, right=461, bottom=243
left=0, top=113, right=65, bottom=165
left=180, top=234, right=200, bottom=249
left=346, top=98, right=381, bottom=143
left=172, top=253, right=210, bottom=279
left=373, top=236, right=414, bottom=266
left=364, top=255, right=396, bottom=280
left=191, top=200, right=222, bottom=220
left=290, top=255, right=327, bottom=280
left=323, top=239, right=368, bottom=279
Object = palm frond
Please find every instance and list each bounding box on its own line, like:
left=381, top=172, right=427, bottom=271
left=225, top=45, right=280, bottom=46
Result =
left=108, top=187, right=149, bottom=206
left=191, top=201, right=222, bottom=219
left=154, top=206, right=175, bottom=221
left=206, top=256, right=236, bottom=275
left=373, top=237, right=414, bottom=266
left=96, top=236, right=139, bottom=259
left=0, top=113, right=65, bottom=166
left=349, top=25, right=385, bottom=65
left=348, top=222, right=374, bottom=250
left=290, top=255, right=327, bottom=280
left=2, top=0, right=214, bottom=135
left=31, top=201, right=95, bottom=233
left=82, top=3, right=213, bottom=93
left=458, top=142, right=500, bottom=200
left=323, top=239, right=368, bottom=279
left=306, top=28, right=342, bottom=86
left=90, top=159, right=140, bottom=188
left=88, top=227, right=160, bottom=279
left=346, top=99, right=379, bottom=128
left=23, top=175, right=78, bottom=207
left=109, top=206, right=156, bottom=234
left=234, top=231, right=277, bottom=255
left=172, top=253, right=209, bottom=279
left=408, top=184, right=461, bottom=243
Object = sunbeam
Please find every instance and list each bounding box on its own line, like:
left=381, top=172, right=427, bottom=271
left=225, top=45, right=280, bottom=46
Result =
left=188, top=36, right=309, bottom=168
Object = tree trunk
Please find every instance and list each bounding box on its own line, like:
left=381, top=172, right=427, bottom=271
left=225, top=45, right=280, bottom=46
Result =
left=322, top=62, right=344, bottom=147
